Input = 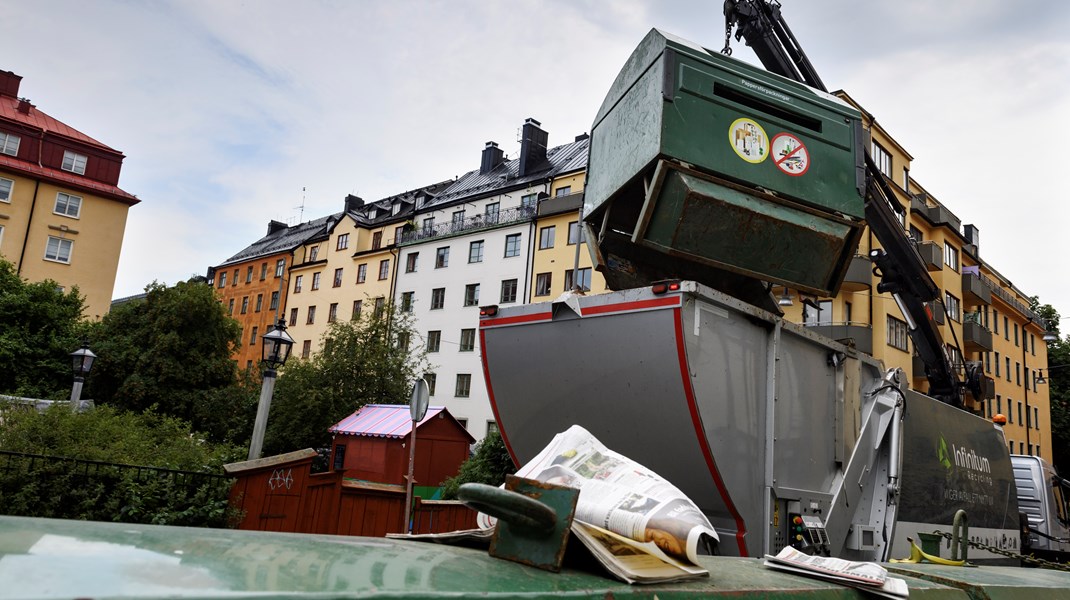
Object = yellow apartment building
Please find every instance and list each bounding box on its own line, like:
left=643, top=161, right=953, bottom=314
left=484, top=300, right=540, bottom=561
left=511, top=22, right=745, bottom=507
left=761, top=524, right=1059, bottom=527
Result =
left=0, top=69, right=137, bottom=318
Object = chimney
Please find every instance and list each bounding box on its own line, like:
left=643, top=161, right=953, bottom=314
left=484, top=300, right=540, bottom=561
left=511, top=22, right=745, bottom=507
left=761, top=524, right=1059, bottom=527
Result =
left=17, top=99, right=32, bottom=114
left=518, top=118, right=548, bottom=178
left=964, top=224, right=980, bottom=253
left=345, top=194, right=364, bottom=212
left=0, top=70, right=22, bottom=98
left=267, top=220, right=288, bottom=235
left=480, top=141, right=505, bottom=175
left=575, top=133, right=589, bottom=142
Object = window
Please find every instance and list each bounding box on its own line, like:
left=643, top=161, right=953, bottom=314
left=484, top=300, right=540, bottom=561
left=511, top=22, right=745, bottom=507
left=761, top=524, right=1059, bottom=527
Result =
left=568, top=221, right=585, bottom=245
left=371, top=231, right=383, bottom=250
left=249, top=326, right=258, bottom=346
left=374, top=297, right=385, bottom=318
left=228, top=298, right=235, bottom=315
left=985, top=352, right=991, bottom=374
left=431, top=287, right=445, bottom=309
left=270, top=291, right=279, bottom=310
left=218, top=272, right=227, bottom=288
left=294, top=275, right=303, bottom=293
left=333, top=268, right=343, bottom=287
left=397, top=331, right=410, bottom=351
left=352, top=299, right=362, bottom=319
left=521, top=193, right=538, bottom=210
left=564, top=268, right=592, bottom=292
left=302, top=340, right=312, bottom=359
left=311, top=271, right=321, bottom=290
left=233, top=269, right=239, bottom=285
left=309, top=246, right=319, bottom=261
left=246, top=266, right=253, bottom=283
left=357, top=263, right=368, bottom=283
left=804, top=300, right=832, bottom=326
left=333, top=445, right=346, bottom=471
left=539, top=226, right=555, bottom=249
left=556, top=185, right=572, bottom=197
left=405, top=252, right=418, bottom=273
left=460, top=328, right=476, bottom=351
left=1004, top=316, right=1009, bottom=340
left=394, top=226, right=405, bottom=244
left=0, top=132, right=20, bottom=156
left=944, top=292, right=960, bottom=322
left=401, top=291, right=414, bottom=313
left=944, top=243, right=959, bottom=272
left=1006, top=356, right=1011, bottom=381
left=464, top=283, right=480, bottom=307
left=469, top=240, right=484, bottom=263
left=307, top=305, right=316, bottom=324
left=259, top=263, right=267, bottom=280
left=871, top=141, right=892, bottom=177
left=947, top=345, right=963, bottom=369
left=996, top=395, right=1002, bottom=417
left=1016, top=362, right=1021, bottom=386
left=1018, top=401, right=1023, bottom=425
left=455, top=374, right=472, bottom=397
left=425, top=373, right=437, bottom=397
left=289, top=307, right=299, bottom=326
left=53, top=192, right=82, bottom=218
left=995, top=352, right=1001, bottom=377
left=328, top=303, right=338, bottom=323
left=487, top=421, right=499, bottom=436
left=908, top=225, right=923, bottom=242
left=275, top=259, right=285, bottom=277
left=44, top=236, right=73, bottom=263
left=485, top=202, right=500, bottom=223
left=504, top=233, right=521, bottom=257
left=378, top=259, right=390, bottom=280
left=255, top=294, right=263, bottom=312
left=886, top=316, right=909, bottom=351
left=1034, top=406, right=1039, bottom=430
left=501, top=279, right=518, bottom=303
left=422, top=217, right=435, bottom=234
left=1031, top=333, right=1036, bottom=356
left=993, top=309, right=999, bottom=334
left=1014, top=323, right=1019, bottom=347
left=426, top=330, right=441, bottom=352
left=535, top=273, right=552, bottom=296
left=457, top=419, right=468, bottom=431
left=0, top=177, right=13, bottom=202
left=436, top=247, right=450, bottom=268
left=336, top=233, right=349, bottom=251
left=61, top=150, right=87, bottom=175
left=452, top=210, right=465, bottom=227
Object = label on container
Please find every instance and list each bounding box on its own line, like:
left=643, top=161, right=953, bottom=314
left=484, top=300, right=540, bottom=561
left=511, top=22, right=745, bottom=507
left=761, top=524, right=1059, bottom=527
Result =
left=771, top=133, right=810, bottom=176
left=729, top=118, right=768, bottom=163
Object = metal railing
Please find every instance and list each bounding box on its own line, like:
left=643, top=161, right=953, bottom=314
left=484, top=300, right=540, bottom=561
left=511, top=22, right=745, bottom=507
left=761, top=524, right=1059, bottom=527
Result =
left=0, top=450, right=230, bottom=489
left=399, top=205, right=536, bottom=245
left=976, top=273, right=1037, bottom=322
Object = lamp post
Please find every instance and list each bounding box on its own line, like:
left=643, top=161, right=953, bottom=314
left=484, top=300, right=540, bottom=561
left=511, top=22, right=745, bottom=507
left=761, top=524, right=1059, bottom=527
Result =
left=248, top=319, right=294, bottom=461
left=403, top=378, right=430, bottom=534
left=69, top=342, right=96, bottom=412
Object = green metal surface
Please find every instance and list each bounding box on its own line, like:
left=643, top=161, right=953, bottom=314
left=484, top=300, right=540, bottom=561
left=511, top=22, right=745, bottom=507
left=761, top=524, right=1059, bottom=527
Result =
left=2, top=515, right=1069, bottom=599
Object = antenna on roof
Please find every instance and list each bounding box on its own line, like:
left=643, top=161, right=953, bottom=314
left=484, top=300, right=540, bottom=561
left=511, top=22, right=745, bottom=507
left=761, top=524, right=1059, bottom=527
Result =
left=296, top=187, right=306, bottom=222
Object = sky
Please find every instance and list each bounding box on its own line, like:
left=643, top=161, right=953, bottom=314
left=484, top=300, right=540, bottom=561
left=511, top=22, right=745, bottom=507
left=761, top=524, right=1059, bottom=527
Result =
left=4, top=1, right=1069, bottom=323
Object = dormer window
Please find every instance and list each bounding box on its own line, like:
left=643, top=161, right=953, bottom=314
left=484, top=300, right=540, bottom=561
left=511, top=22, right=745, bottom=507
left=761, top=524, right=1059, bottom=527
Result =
left=61, top=150, right=87, bottom=175
left=0, top=132, right=19, bottom=156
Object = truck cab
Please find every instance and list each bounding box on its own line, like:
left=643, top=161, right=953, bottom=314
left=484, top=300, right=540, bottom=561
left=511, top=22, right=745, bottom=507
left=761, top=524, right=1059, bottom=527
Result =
left=1012, top=454, right=1070, bottom=560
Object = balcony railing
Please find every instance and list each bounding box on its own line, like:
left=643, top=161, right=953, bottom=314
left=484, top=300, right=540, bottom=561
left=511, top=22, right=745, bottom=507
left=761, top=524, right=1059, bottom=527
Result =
left=804, top=321, right=873, bottom=355
left=399, top=205, right=536, bottom=245
left=976, top=273, right=1037, bottom=322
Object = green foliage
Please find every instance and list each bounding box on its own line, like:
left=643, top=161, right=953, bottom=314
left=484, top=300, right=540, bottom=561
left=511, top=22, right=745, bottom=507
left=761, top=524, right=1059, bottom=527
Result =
left=263, top=306, right=429, bottom=456
left=0, top=405, right=242, bottom=526
left=440, top=431, right=516, bottom=499
left=85, top=279, right=251, bottom=442
left=0, top=258, right=87, bottom=398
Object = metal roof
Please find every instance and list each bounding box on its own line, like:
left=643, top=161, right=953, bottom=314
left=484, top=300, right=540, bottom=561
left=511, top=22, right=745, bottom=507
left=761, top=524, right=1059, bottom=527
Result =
left=218, top=213, right=337, bottom=267
left=0, top=94, right=116, bottom=152
left=329, top=404, right=472, bottom=441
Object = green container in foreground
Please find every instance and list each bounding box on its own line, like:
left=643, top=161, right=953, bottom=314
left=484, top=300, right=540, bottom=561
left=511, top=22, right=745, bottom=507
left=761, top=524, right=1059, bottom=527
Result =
left=584, top=29, right=866, bottom=297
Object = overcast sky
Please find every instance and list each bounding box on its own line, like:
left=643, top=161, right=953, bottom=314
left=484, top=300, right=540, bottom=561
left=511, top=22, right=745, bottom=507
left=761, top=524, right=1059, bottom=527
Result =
left=5, top=1, right=1069, bottom=324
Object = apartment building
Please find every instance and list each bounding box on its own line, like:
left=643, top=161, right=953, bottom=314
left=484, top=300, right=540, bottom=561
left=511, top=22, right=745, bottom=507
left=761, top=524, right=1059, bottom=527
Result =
left=778, top=93, right=1052, bottom=459
left=0, top=69, right=138, bottom=318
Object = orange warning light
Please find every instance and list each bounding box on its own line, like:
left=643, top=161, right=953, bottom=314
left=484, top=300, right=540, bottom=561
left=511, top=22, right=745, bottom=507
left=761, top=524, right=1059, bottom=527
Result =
left=993, top=414, right=1007, bottom=425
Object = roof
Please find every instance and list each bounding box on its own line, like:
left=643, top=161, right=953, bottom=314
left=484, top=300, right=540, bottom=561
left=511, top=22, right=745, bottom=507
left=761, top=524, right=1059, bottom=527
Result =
left=0, top=94, right=116, bottom=152
left=345, top=180, right=452, bottom=228
left=218, top=213, right=338, bottom=267
left=329, top=404, right=474, bottom=442
left=427, top=138, right=588, bottom=208
left=0, top=154, right=139, bottom=204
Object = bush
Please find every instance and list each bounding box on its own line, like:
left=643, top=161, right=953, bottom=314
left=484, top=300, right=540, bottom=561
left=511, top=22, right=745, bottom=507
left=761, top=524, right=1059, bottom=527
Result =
left=440, top=431, right=516, bottom=499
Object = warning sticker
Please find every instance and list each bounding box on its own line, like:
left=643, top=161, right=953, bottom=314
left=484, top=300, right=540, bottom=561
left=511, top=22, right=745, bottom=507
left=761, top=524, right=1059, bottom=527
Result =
left=729, top=118, right=768, bottom=163
left=771, top=133, right=810, bottom=176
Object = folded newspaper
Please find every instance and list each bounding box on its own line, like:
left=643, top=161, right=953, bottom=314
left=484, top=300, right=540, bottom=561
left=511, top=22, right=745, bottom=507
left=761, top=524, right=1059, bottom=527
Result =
left=763, top=547, right=909, bottom=599
left=477, top=425, right=719, bottom=583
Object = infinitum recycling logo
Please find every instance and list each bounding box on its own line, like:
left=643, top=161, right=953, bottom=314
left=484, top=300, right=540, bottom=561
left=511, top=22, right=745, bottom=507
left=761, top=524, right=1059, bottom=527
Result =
left=938, top=435, right=953, bottom=473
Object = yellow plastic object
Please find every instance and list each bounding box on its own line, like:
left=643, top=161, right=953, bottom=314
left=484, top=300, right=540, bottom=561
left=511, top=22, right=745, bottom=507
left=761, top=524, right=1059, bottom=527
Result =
left=890, top=537, right=966, bottom=567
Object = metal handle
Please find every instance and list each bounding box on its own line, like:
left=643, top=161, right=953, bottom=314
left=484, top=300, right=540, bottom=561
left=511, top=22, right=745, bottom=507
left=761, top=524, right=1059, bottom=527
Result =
left=457, top=483, right=556, bottom=534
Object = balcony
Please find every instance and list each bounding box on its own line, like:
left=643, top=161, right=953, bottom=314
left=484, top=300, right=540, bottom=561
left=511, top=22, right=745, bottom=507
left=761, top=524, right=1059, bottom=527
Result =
left=840, top=255, right=872, bottom=292
left=962, top=318, right=993, bottom=352
left=917, top=241, right=943, bottom=272
left=806, top=322, right=873, bottom=355
left=911, top=194, right=962, bottom=231
left=961, top=272, right=991, bottom=305
left=399, top=205, right=536, bottom=245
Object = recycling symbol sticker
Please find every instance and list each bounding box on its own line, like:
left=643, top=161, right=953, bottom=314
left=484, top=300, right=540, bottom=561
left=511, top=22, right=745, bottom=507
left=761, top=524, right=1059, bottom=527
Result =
left=771, top=133, right=810, bottom=176
left=729, top=118, right=768, bottom=163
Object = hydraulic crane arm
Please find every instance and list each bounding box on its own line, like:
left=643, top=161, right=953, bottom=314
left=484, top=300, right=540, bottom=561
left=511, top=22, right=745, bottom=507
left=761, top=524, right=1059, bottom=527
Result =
left=723, top=0, right=976, bottom=407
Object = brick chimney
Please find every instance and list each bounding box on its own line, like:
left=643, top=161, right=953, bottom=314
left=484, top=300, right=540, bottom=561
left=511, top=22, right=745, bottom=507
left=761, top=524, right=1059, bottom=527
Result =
left=480, top=141, right=505, bottom=175
left=344, top=194, right=364, bottom=212
left=267, top=220, right=288, bottom=235
left=0, top=70, right=22, bottom=98
left=518, top=118, right=548, bottom=178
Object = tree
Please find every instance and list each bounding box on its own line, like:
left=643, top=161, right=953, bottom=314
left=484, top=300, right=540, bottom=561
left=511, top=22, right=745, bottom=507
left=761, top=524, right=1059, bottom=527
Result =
left=263, top=306, right=429, bottom=456
left=1031, top=298, right=1069, bottom=472
left=440, top=430, right=516, bottom=499
left=0, top=258, right=87, bottom=398
left=85, top=279, right=249, bottom=442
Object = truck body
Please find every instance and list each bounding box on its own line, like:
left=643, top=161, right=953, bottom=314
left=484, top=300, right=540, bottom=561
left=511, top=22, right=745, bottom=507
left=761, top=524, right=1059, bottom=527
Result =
left=1012, top=454, right=1070, bottom=560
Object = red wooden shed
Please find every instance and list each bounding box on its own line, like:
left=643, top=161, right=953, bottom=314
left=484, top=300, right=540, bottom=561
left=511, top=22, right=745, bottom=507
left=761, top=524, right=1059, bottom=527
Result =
left=328, top=404, right=474, bottom=488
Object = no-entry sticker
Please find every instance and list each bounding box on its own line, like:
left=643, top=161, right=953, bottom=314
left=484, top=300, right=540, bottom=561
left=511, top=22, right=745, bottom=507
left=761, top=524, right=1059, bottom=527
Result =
left=771, top=133, right=809, bottom=176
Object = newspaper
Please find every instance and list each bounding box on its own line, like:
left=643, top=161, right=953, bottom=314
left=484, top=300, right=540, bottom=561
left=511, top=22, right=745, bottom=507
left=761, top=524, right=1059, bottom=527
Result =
left=477, top=425, right=719, bottom=583
left=763, top=547, right=909, bottom=599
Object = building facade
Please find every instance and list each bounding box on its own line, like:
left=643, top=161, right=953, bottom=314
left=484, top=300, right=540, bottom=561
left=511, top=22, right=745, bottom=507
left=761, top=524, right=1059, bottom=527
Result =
left=0, top=69, right=138, bottom=318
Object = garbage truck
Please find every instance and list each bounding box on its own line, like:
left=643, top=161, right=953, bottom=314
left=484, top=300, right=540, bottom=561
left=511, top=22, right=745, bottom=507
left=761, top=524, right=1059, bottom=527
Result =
left=480, top=1, right=1029, bottom=563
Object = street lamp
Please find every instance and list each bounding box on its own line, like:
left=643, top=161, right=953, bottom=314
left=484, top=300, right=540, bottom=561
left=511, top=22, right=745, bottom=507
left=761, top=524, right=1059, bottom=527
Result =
left=247, top=319, right=294, bottom=461
left=69, top=342, right=96, bottom=412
